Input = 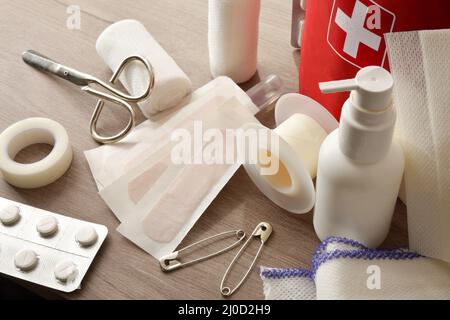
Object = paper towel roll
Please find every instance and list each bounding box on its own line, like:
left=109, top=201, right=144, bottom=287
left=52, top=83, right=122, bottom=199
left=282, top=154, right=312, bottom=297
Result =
left=208, top=0, right=261, bottom=84
left=96, top=20, right=192, bottom=118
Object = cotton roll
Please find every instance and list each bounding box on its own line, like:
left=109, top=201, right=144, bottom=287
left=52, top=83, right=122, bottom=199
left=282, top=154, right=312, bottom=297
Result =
left=208, top=0, right=261, bottom=84
left=96, top=20, right=192, bottom=118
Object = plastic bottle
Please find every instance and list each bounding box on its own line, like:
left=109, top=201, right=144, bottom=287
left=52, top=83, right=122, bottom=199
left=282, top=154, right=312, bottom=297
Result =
left=313, top=66, right=404, bottom=248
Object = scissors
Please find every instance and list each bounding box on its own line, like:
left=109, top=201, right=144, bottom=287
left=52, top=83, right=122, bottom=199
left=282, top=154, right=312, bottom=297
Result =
left=22, top=50, right=155, bottom=144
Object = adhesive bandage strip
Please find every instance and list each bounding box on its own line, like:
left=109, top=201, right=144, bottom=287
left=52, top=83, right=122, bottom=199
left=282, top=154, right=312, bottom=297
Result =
left=0, top=118, right=72, bottom=189
left=101, top=97, right=258, bottom=259
left=0, top=197, right=107, bottom=293
left=98, top=95, right=229, bottom=223
left=123, top=95, right=232, bottom=207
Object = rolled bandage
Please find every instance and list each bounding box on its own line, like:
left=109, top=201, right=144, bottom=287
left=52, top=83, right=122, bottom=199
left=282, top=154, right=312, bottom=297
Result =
left=0, top=118, right=73, bottom=189
left=208, top=0, right=261, bottom=83
left=244, top=94, right=338, bottom=214
left=96, top=19, right=192, bottom=118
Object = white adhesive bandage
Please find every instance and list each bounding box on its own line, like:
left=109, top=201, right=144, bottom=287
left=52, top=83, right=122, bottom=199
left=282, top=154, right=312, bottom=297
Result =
left=0, top=118, right=72, bottom=189
left=101, top=97, right=259, bottom=259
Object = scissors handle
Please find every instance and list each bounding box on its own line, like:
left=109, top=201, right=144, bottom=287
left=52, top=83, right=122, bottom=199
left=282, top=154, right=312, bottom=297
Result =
left=84, top=55, right=155, bottom=144
left=23, top=50, right=155, bottom=144
left=88, top=55, right=155, bottom=103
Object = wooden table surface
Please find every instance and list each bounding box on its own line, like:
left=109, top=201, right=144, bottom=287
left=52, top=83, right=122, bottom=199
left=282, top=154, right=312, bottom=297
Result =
left=0, top=0, right=408, bottom=300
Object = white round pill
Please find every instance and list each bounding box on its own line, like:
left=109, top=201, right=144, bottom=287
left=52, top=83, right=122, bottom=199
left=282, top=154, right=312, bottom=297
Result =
left=54, top=260, right=78, bottom=283
left=0, top=205, right=21, bottom=226
left=75, top=226, right=98, bottom=247
left=36, top=215, right=59, bottom=237
left=14, top=249, right=38, bottom=271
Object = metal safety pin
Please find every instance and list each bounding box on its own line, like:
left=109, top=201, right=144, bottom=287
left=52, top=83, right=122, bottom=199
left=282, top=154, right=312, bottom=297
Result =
left=159, top=230, right=246, bottom=272
left=22, top=50, right=155, bottom=144
left=220, top=222, right=273, bottom=297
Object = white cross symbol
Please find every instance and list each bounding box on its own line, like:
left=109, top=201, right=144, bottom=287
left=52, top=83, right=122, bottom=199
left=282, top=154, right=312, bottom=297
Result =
left=335, top=0, right=381, bottom=58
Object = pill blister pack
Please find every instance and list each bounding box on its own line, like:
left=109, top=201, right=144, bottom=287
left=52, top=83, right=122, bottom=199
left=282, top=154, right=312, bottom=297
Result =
left=0, top=197, right=108, bottom=293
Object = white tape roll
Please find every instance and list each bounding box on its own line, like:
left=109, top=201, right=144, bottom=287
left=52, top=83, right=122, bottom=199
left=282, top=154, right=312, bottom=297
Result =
left=244, top=94, right=338, bottom=214
left=0, top=118, right=73, bottom=189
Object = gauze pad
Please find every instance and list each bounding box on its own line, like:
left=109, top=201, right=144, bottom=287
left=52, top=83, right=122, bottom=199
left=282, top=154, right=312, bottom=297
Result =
left=100, top=98, right=259, bottom=259
left=85, top=77, right=257, bottom=191
left=386, top=29, right=450, bottom=263
left=260, top=237, right=450, bottom=300
left=96, top=19, right=192, bottom=117
left=0, top=197, right=107, bottom=293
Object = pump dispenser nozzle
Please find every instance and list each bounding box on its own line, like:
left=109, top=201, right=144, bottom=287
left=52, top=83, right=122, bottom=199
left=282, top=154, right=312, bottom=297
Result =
left=319, top=66, right=394, bottom=111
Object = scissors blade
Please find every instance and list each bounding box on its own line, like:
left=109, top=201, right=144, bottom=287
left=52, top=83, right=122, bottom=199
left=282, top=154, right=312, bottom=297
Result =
left=22, top=50, right=94, bottom=86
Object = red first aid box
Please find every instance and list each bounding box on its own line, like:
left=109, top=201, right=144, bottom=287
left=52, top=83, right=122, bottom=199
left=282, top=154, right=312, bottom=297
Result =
left=300, top=0, right=450, bottom=120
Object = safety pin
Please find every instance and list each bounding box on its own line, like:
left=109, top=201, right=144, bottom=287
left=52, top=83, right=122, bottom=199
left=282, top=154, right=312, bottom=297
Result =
left=159, top=229, right=246, bottom=272
left=220, top=222, right=273, bottom=297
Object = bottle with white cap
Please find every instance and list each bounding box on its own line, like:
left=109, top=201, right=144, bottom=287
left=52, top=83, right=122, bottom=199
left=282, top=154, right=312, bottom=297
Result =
left=314, top=66, right=404, bottom=248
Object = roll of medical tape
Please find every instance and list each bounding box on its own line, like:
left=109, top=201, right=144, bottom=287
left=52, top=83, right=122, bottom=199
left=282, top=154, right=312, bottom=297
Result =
left=0, top=118, right=73, bottom=189
left=243, top=93, right=338, bottom=214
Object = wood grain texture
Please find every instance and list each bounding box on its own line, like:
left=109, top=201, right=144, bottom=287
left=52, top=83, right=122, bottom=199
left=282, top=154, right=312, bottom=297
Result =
left=0, top=0, right=408, bottom=300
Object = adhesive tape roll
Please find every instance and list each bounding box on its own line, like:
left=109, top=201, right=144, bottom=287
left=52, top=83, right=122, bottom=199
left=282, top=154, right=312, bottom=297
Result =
left=0, top=118, right=73, bottom=189
left=244, top=122, right=316, bottom=214
left=243, top=93, right=338, bottom=214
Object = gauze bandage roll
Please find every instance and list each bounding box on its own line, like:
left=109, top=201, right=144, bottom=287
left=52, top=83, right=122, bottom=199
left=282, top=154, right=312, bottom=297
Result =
left=96, top=19, right=192, bottom=118
left=208, top=0, right=261, bottom=84
left=260, top=237, right=450, bottom=300
left=386, top=29, right=450, bottom=263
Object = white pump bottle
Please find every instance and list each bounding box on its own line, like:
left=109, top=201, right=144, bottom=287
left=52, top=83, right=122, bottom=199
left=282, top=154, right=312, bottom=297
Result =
left=313, top=66, right=404, bottom=248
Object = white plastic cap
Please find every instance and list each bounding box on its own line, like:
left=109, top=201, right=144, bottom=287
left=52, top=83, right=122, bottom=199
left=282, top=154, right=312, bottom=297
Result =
left=319, top=66, right=394, bottom=111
